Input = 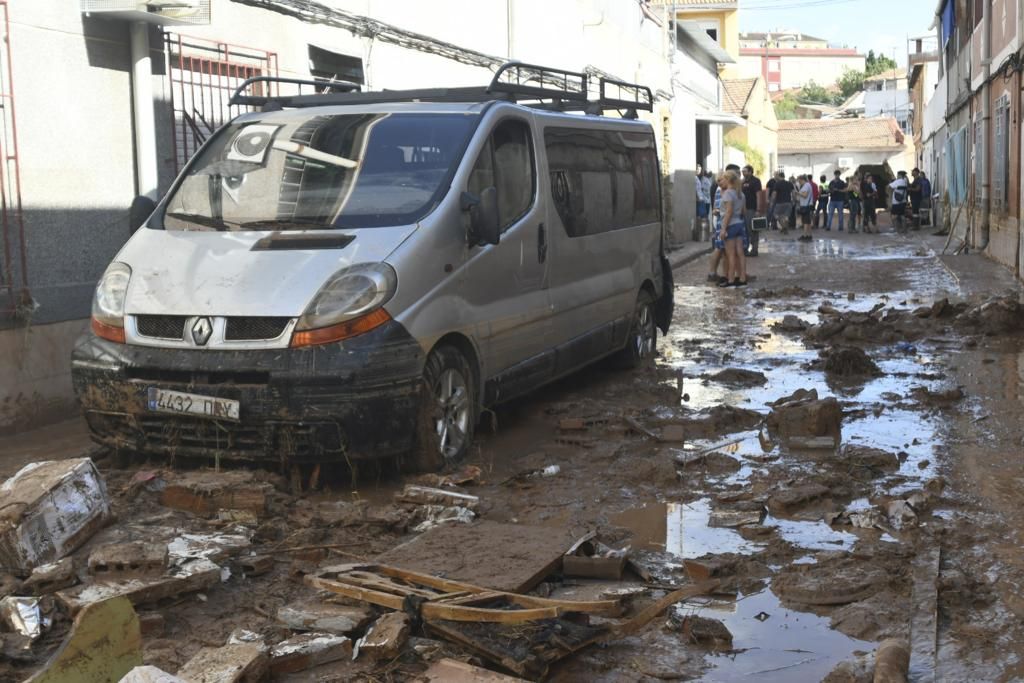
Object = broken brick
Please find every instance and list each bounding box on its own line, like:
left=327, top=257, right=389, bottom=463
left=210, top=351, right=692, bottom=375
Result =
left=176, top=642, right=268, bottom=683
left=270, top=633, right=352, bottom=675
left=357, top=612, right=410, bottom=660
left=232, top=555, right=274, bottom=578
left=57, top=559, right=220, bottom=615
left=89, top=543, right=167, bottom=577
left=22, top=558, right=77, bottom=595
left=158, top=470, right=271, bottom=519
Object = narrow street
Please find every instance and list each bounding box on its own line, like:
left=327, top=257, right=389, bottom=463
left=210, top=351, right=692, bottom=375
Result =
left=5, top=227, right=1024, bottom=681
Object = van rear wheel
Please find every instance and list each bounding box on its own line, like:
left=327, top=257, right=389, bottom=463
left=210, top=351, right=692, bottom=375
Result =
left=615, top=290, right=658, bottom=369
left=406, top=345, right=476, bottom=472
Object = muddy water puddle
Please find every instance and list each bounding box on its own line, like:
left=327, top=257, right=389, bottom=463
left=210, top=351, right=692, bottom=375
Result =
left=611, top=499, right=872, bottom=681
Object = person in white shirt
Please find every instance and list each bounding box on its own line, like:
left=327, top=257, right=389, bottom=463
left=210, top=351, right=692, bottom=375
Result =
left=888, top=171, right=910, bottom=233
left=796, top=174, right=815, bottom=242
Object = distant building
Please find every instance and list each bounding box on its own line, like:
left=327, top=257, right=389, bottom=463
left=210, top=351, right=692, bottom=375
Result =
left=737, top=30, right=865, bottom=92
left=721, top=77, right=778, bottom=173
left=656, top=0, right=741, bottom=77
left=778, top=118, right=913, bottom=180
left=864, top=68, right=910, bottom=134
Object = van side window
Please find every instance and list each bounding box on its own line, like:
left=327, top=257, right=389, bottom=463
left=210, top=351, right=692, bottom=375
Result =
left=544, top=127, right=661, bottom=237
left=468, top=119, right=535, bottom=231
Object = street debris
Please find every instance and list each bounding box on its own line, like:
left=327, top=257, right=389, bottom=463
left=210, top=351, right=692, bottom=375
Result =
left=158, top=470, right=272, bottom=519
left=0, top=458, right=111, bottom=576
left=702, top=367, right=768, bottom=387
left=89, top=542, right=167, bottom=577
left=276, top=598, right=372, bottom=635
left=270, top=633, right=352, bottom=675
left=0, top=596, right=47, bottom=640
left=355, top=611, right=410, bottom=661
left=177, top=642, right=268, bottom=683
left=395, top=485, right=480, bottom=509
left=562, top=532, right=629, bottom=580
left=667, top=611, right=734, bottom=648
left=422, top=657, right=528, bottom=682
left=873, top=638, right=911, bottom=683
left=767, top=388, right=842, bottom=439
left=820, top=346, right=882, bottom=377
left=21, top=558, right=76, bottom=595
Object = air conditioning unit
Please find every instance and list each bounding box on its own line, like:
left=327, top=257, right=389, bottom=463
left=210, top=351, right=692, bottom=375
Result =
left=80, top=0, right=210, bottom=26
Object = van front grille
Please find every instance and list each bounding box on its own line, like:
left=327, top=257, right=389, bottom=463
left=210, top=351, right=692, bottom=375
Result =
left=225, top=317, right=291, bottom=341
left=136, top=315, right=188, bottom=340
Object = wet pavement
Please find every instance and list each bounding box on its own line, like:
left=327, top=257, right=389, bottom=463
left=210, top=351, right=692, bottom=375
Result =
left=4, top=226, right=1024, bottom=681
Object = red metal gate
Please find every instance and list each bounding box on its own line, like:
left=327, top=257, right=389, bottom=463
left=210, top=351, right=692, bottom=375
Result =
left=165, top=34, right=278, bottom=174
left=0, top=0, right=27, bottom=318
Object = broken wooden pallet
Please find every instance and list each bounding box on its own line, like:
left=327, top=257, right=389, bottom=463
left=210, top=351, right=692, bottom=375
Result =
left=305, top=563, right=624, bottom=624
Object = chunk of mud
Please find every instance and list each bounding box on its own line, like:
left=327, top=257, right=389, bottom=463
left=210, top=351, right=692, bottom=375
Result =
left=840, top=445, right=899, bottom=471
left=910, top=386, right=964, bottom=405
left=954, top=296, right=1024, bottom=335
left=676, top=406, right=763, bottom=438
left=749, top=286, right=818, bottom=299
left=773, top=560, right=889, bottom=606
left=673, top=451, right=741, bottom=475
left=775, top=314, right=810, bottom=332
left=819, top=346, right=881, bottom=378
left=829, top=589, right=910, bottom=641
left=702, top=368, right=768, bottom=387
left=823, top=653, right=874, bottom=683
left=769, top=387, right=818, bottom=407
left=767, top=483, right=831, bottom=515
left=620, top=452, right=680, bottom=486
left=667, top=612, right=733, bottom=648
left=767, top=394, right=841, bottom=438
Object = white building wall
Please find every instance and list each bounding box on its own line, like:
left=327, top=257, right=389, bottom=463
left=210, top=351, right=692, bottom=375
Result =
left=778, top=54, right=865, bottom=90
left=779, top=147, right=915, bottom=180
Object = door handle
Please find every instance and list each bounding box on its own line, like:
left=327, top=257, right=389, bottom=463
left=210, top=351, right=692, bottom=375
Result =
left=538, top=222, right=547, bottom=264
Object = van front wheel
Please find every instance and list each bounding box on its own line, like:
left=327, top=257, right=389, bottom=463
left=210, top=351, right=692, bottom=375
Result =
left=406, top=345, right=476, bottom=472
left=615, top=290, right=658, bottom=369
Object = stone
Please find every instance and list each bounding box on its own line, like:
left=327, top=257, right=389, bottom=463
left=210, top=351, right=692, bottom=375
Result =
left=356, top=612, right=410, bottom=661
left=0, top=459, right=111, bottom=576
left=270, top=633, right=352, bottom=675
left=276, top=599, right=373, bottom=635
left=708, top=509, right=766, bottom=528
left=841, top=445, right=900, bottom=471
left=176, top=643, right=268, bottom=683
left=119, top=666, right=189, bottom=683
left=57, top=559, right=220, bottom=615
left=669, top=613, right=733, bottom=647
left=703, top=368, right=768, bottom=387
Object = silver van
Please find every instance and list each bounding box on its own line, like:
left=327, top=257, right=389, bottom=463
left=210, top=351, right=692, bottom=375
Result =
left=71, top=63, right=673, bottom=471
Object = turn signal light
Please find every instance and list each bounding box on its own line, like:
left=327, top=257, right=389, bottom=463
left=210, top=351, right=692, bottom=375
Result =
left=91, top=317, right=126, bottom=344
left=290, top=309, right=391, bottom=347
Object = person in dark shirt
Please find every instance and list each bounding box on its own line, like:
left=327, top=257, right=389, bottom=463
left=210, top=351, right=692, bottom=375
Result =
left=771, top=172, right=794, bottom=232
left=766, top=175, right=778, bottom=230
left=861, top=174, right=879, bottom=233
left=813, top=174, right=829, bottom=229
left=826, top=170, right=848, bottom=231
left=909, top=168, right=924, bottom=229
left=741, top=165, right=762, bottom=256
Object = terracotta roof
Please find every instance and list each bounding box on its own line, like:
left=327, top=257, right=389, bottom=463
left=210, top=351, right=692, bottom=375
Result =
left=779, top=117, right=906, bottom=152
left=722, top=78, right=758, bottom=115
left=865, top=67, right=908, bottom=82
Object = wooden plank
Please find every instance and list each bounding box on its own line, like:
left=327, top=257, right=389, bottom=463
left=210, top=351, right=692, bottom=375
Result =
left=422, top=658, right=528, bottom=682
left=908, top=546, right=940, bottom=683
left=374, top=521, right=576, bottom=592
left=605, top=579, right=720, bottom=639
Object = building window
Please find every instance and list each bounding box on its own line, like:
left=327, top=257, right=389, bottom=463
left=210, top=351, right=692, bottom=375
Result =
left=697, top=20, right=722, bottom=45
left=993, top=94, right=1010, bottom=211
left=308, top=45, right=364, bottom=89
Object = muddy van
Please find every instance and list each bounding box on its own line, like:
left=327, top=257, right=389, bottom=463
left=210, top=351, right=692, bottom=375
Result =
left=71, top=63, right=673, bottom=471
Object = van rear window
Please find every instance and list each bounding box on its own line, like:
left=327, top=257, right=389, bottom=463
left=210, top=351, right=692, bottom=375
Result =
left=160, top=112, right=479, bottom=231
left=544, top=127, right=660, bottom=237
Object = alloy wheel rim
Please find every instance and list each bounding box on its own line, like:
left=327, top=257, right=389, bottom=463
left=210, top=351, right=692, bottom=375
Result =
left=433, top=368, right=470, bottom=459
left=635, top=304, right=656, bottom=358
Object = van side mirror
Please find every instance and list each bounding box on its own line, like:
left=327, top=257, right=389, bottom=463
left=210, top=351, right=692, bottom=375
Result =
left=461, top=187, right=500, bottom=246
left=129, top=195, right=157, bottom=234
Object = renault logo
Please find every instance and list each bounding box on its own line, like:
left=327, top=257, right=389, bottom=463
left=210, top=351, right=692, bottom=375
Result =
left=191, top=317, right=213, bottom=346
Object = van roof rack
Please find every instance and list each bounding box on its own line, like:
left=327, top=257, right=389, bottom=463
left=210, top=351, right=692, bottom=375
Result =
left=229, top=62, right=653, bottom=118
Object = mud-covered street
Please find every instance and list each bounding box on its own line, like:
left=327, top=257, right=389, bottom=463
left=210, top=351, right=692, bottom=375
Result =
left=4, top=227, right=1024, bottom=682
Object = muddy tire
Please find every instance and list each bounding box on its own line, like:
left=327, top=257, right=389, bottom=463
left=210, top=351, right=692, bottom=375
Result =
left=405, top=345, right=477, bottom=473
left=614, top=289, right=658, bottom=370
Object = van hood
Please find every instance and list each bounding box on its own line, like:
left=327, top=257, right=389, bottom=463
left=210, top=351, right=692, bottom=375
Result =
left=119, top=226, right=415, bottom=317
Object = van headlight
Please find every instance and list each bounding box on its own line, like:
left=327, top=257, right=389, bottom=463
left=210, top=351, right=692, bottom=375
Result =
left=91, top=262, right=131, bottom=343
left=291, top=263, right=397, bottom=347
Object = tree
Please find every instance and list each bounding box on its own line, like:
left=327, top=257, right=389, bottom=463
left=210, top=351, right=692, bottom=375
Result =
left=837, top=69, right=865, bottom=99
left=798, top=80, right=845, bottom=107
left=774, top=91, right=799, bottom=120
left=865, top=50, right=898, bottom=77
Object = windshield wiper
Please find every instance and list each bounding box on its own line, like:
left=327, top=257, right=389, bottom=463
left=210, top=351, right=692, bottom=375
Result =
left=239, top=219, right=336, bottom=231
left=165, top=212, right=235, bottom=231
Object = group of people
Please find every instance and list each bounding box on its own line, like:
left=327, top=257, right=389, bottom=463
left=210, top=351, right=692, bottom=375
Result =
left=696, top=164, right=933, bottom=286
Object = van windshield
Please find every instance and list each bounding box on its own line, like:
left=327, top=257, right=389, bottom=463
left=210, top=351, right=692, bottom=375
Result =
left=161, top=112, right=479, bottom=231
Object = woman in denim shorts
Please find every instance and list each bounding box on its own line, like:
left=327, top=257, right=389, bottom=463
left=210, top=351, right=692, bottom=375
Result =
left=717, top=170, right=748, bottom=287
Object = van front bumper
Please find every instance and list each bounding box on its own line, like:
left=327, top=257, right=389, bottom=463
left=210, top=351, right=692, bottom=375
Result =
left=70, top=321, right=425, bottom=464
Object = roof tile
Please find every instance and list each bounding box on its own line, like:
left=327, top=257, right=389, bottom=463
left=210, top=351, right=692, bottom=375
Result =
left=778, top=117, right=906, bottom=152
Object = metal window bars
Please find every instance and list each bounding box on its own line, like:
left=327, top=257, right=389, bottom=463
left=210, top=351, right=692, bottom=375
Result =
left=228, top=62, right=654, bottom=118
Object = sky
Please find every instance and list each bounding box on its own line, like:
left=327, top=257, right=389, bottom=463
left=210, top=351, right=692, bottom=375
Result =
left=738, top=0, right=936, bottom=67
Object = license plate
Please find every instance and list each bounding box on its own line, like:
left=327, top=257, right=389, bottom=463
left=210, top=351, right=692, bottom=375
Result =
left=147, top=387, right=240, bottom=422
